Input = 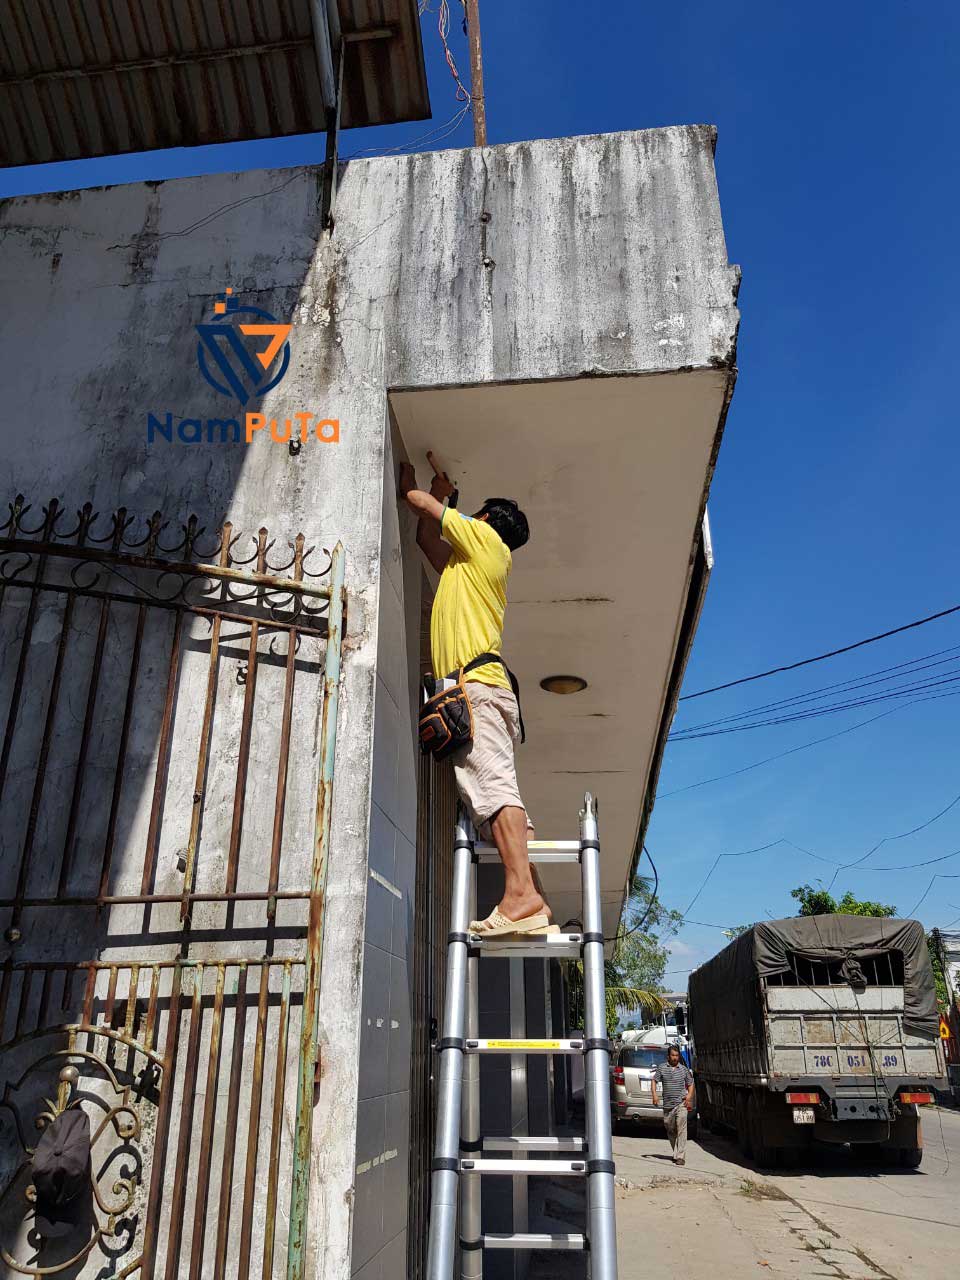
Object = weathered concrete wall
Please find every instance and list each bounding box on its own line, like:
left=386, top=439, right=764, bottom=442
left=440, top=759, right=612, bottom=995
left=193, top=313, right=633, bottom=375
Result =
left=0, top=125, right=738, bottom=1279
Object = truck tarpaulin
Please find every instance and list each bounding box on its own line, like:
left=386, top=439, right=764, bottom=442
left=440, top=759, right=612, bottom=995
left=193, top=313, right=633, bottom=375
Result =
left=691, top=917, right=938, bottom=1041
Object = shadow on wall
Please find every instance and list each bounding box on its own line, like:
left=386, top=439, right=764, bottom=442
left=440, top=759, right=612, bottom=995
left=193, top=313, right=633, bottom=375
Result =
left=0, top=181, right=359, bottom=1277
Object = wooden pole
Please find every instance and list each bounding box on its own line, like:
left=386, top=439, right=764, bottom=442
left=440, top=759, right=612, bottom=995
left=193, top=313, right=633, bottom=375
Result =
left=464, top=0, right=487, bottom=146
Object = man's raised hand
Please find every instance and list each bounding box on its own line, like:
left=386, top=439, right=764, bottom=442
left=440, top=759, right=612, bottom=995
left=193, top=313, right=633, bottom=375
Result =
left=427, top=450, right=456, bottom=501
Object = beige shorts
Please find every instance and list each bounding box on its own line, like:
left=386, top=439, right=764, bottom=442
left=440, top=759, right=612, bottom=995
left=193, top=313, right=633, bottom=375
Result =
left=451, top=682, right=533, bottom=841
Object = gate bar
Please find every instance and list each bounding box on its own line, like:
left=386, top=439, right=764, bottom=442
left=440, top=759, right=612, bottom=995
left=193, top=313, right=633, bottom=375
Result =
left=287, top=541, right=345, bottom=1280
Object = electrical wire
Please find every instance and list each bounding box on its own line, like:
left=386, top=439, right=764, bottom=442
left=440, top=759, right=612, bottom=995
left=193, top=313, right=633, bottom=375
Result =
left=660, top=705, right=904, bottom=798
left=437, top=0, right=472, bottom=103
left=680, top=602, right=960, bottom=701
left=606, top=843, right=659, bottom=943
left=663, top=784, right=960, bottom=943
left=680, top=840, right=785, bottom=917
left=342, top=103, right=472, bottom=161
left=672, top=644, right=960, bottom=737
left=906, top=872, right=960, bottom=918
left=825, top=789, right=960, bottom=889
left=672, top=654, right=960, bottom=740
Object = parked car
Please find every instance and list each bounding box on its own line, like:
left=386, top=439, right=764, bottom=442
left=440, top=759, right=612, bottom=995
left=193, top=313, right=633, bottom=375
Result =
left=610, top=1042, right=698, bottom=1137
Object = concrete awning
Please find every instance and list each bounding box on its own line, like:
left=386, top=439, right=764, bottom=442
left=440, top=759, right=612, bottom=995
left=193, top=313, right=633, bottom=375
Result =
left=0, top=1, right=429, bottom=166
left=392, top=366, right=729, bottom=935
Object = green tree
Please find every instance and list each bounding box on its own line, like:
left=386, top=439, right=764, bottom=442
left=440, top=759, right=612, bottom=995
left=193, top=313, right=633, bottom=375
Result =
left=613, top=869, right=684, bottom=992
left=927, top=931, right=949, bottom=1007
left=790, top=885, right=896, bottom=918
left=566, top=870, right=675, bottom=1036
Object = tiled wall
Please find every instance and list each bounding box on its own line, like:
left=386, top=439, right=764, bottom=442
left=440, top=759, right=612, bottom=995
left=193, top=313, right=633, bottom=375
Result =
left=352, top=418, right=422, bottom=1279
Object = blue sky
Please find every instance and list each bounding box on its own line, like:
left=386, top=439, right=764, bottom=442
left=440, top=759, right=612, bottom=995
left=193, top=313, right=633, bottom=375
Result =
left=3, top=4, right=958, bottom=980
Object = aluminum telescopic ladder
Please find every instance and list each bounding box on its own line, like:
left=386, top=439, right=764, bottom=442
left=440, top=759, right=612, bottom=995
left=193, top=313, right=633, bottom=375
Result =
left=426, top=793, right=617, bottom=1280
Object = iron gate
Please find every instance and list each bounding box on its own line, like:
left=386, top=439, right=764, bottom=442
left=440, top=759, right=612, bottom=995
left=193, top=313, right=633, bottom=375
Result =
left=0, top=496, right=346, bottom=1278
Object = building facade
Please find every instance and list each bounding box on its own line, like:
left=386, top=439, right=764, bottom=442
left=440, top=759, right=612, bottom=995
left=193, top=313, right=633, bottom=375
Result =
left=0, top=125, right=738, bottom=1278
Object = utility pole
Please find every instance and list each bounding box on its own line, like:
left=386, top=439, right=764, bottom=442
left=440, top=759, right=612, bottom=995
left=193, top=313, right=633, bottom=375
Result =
left=464, top=0, right=487, bottom=146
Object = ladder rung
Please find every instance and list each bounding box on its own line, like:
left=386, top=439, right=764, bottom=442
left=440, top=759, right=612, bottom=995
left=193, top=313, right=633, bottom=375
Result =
left=469, top=932, right=583, bottom=959
left=482, top=1136, right=587, bottom=1152
left=479, top=1233, right=587, bottom=1251
left=466, top=1038, right=583, bottom=1055
left=474, top=840, right=581, bottom=864
left=459, top=1159, right=586, bottom=1176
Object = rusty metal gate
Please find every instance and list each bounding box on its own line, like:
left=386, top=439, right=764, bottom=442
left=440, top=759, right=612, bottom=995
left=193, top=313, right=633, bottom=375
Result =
left=0, top=496, right=346, bottom=1278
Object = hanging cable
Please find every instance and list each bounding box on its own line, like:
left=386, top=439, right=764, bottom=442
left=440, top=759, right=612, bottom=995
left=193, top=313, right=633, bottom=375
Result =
left=606, top=843, right=659, bottom=943
left=680, top=603, right=960, bottom=701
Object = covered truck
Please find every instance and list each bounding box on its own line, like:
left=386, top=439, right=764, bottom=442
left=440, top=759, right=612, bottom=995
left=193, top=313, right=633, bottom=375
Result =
left=689, top=916, right=946, bottom=1166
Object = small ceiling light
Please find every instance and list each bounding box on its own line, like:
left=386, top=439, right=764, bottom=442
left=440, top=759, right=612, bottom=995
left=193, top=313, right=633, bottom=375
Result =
left=540, top=674, right=588, bottom=695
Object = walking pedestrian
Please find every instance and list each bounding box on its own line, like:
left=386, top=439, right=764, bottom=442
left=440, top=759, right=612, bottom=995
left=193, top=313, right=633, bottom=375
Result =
left=651, top=1043, right=695, bottom=1165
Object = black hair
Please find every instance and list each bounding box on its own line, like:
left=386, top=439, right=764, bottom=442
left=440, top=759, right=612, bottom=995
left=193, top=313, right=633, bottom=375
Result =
left=478, top=498, right=530, bottom=551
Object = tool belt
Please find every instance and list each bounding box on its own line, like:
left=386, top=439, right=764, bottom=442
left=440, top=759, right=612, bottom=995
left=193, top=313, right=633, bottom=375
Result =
left=418, top=652, right=524, bottom=761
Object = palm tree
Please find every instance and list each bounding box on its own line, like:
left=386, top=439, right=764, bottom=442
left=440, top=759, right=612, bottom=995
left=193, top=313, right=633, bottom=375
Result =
left=565, top=958, right=664, bottom=1036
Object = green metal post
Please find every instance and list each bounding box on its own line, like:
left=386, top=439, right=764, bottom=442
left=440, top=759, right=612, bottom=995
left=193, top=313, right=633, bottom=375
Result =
left=287, top=541, right=346, bottom=1278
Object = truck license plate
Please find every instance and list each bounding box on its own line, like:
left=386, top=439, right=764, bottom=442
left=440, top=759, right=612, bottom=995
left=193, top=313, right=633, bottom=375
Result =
left=792, top=1106, right=815, bottom=1125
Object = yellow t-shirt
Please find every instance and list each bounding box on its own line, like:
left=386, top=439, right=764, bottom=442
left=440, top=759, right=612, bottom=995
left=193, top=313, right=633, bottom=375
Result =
left=431, top=508, right=512, bottom=690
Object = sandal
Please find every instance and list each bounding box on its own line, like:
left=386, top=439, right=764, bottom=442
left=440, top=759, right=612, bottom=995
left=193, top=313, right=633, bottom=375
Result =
left=468, top=909, right=560, bottom=938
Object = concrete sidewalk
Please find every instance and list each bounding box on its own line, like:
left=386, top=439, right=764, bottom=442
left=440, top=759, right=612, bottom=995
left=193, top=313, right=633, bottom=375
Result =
left=615, top=1175, right=890, bottom=1280
left=528, top=1134, right=898, bottom=1280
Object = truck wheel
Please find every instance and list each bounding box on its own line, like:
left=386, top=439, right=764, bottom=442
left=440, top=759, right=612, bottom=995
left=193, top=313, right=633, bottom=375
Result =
left=899, top=1147, right=923, bottom=1169
left=742, top=1095, right=757, bottom=1157
left=748, top=1099, right=777, bottom=1169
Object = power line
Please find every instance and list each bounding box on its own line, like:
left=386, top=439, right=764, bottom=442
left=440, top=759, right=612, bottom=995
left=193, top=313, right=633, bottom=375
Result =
left=906, top=872, right=960, bottom=918
left=660, top=706, right=903, bottom=797
left=825, top=788, right=960, bottom=887
left=680, top=602, right=960, bottom=701
left=665, top=787, right=960, bottom=936
left=673, top=644, right=960, bottom=736
left=671, top=650, right=960, bottom=740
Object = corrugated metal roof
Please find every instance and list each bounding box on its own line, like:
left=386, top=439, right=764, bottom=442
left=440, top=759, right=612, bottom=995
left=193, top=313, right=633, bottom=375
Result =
left=0, top=0, right=430, bottom=167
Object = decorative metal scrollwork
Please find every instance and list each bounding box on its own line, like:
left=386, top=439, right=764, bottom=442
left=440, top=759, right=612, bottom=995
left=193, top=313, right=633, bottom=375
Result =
left=0, top=495, right=336, bottom=632
left=0, top=1034, right=160, bottom=1277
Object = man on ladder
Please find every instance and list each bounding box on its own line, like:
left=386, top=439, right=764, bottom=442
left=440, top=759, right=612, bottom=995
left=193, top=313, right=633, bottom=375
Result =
left=402, top=453, right=618, bottom=1279
left=401, top=452, right=550, bottom=937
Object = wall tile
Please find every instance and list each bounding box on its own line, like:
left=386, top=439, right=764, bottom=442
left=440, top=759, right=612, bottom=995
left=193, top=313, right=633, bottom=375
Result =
left=367, top=800, right=396, bottom=881
left=382, top=1091, right=411, bottom=1242
left=391, top=832, right=416, bottom=960
left=395, top=733, right=418, bottom=845
left=376, top=571, right=404, bottom=710
left=357, top=943, right=390, bottom=1101
left=387, top=955, right=411, bottom=1095
left=377, top=1231, right=407, bottom=1280
left=351, top=1096, right=386, bottom=1271
left=351, top=1251, right=382, bottom=1280
left=365, top=871, right=395, bottom=953
left=371, top=676, right=399, bottom=827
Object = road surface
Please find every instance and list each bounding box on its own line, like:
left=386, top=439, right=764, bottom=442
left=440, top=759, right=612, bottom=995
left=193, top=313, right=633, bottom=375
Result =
left=612, top=1105, right=960, bottom=1280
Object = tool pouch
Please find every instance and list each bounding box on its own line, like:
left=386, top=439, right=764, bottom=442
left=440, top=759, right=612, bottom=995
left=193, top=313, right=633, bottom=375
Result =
left=418, top=652, right=523, bottom=760
left=418, top=675, right=474, bottom=761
